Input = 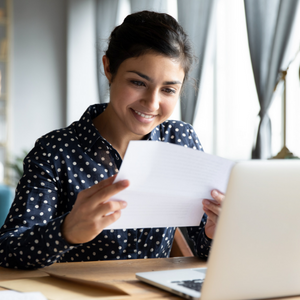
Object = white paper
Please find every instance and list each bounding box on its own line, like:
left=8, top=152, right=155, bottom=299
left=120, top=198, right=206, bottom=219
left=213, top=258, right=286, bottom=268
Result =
left=0, top=291, right=47, bottom=300
left=108, top=141, right=235, bottom=229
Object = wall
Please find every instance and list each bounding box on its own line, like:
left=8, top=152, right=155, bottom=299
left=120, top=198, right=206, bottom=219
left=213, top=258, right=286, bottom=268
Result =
left=11, top=0, right=67, bottom=157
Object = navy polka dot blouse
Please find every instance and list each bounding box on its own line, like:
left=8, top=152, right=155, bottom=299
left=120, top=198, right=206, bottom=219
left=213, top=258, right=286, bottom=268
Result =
left=0, top=104, right=211, bottom=269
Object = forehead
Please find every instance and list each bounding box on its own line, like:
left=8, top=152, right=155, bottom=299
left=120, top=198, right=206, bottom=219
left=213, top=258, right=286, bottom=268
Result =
left=117, top=53, right=185, bottom=81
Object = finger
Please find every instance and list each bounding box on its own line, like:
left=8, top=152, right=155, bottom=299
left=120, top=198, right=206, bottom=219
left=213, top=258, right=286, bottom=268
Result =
left=89, top=179, right=130, bottom=207
left=204, top=207, right=218, bottom=224
left=97, top=200, right=127, bottom=217
left=100, top=210, right=123, bottom=229
left=79, top=175, right=117, bottom=199
left=202, top=199, right=221, bottom=216
left=211, top=190, right=225, bottom=205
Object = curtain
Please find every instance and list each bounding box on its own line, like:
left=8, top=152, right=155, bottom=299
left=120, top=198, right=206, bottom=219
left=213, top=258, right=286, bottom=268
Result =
left=96, top=0, right=120, bottom=103
left=67, top=0, right=99, bottom=124
left=177, top=0, right=217, bottom=125
left=244, top=0, right=300, bottom=159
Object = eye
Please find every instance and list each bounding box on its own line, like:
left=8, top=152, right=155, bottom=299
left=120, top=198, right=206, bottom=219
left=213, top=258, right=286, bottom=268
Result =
left=131, top=80, right=145, bottom=87
left=162, top=88, right=176, bottom=94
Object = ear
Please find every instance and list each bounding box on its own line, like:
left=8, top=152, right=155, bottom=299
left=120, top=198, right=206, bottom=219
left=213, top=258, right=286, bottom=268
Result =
left=102, top=55, right=112, bottom=83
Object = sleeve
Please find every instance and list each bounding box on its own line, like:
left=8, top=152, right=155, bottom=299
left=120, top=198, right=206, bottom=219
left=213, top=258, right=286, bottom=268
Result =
left=0, top=139, right=79, bottom=269
left=185, top=123, right=212, bottom=259
left=186, top=214, right=212, bottom=259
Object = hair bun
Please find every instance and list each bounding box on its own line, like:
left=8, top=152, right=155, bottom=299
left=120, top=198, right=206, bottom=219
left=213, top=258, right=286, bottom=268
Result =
left=105, top=10, right=194, bottom=84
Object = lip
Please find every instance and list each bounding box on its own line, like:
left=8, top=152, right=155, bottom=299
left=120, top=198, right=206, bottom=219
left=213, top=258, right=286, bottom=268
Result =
left=134, top=109, right=155, bottom=119
left=131, top=108, right=156, bottom=123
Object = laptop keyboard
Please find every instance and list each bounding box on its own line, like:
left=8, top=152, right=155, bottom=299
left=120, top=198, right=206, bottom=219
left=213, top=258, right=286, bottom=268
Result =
left=171, top=279, right=204, bottom=292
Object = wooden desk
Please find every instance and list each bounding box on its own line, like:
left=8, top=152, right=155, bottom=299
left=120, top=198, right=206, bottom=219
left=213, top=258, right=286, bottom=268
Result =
left=0, top=257, right=299, bottom=299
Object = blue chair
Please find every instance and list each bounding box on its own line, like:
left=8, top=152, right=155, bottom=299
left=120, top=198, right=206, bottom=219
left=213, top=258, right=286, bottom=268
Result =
left=0, top=184, right=13, bottom=227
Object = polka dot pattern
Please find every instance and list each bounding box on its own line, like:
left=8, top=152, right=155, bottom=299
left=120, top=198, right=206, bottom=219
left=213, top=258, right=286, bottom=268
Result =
left=0, top=104, right=210, bottom=269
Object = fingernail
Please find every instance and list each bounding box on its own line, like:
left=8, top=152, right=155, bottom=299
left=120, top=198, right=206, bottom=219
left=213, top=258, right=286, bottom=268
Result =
left=121, top=201, right=127, bottom=208
left=212, top=190, right=218, bottom=198
left=121, top=180, right=129, bottom=187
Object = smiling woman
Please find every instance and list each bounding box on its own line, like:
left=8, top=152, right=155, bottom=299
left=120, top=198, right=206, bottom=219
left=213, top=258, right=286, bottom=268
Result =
left=92, top=10, right=192, bottom=158
left=0, top=10, right=223, bottom=270
left=93, top=53, right=185, bottom=158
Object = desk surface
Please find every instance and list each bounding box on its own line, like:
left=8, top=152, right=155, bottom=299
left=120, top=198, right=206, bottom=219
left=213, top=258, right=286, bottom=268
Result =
left=0, top=257, right=299, bottom=300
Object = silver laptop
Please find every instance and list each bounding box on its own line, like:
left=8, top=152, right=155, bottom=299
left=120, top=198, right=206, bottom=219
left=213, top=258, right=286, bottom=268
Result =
left=136, top=160, right=300, bottom=300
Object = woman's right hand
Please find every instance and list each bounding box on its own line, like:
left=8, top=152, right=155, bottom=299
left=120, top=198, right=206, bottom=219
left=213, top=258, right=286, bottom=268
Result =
left=61, top=175, right=129, bottom=244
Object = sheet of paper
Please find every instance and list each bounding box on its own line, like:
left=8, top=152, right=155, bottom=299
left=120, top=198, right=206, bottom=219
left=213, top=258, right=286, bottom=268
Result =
left=108, top=141, right=235, bottom=229
left=0, top=291, right=47, bottom=300
left=0, top=277, right=124, bottom=300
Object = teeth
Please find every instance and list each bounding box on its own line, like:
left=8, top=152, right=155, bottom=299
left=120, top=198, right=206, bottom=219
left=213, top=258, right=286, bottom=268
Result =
left=135, top=110, right=153, bottom=119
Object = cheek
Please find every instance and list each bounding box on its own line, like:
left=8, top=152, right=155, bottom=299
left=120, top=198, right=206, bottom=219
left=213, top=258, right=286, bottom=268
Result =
left=162, top=98, right=179, bottom=115
left=110, top=85, right=138, bottom=106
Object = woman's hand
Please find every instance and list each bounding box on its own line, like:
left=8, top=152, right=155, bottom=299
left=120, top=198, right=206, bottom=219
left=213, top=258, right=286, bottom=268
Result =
left=202, top=190, right=225, bottom=239
left=61, top=175, right=129, bottom=244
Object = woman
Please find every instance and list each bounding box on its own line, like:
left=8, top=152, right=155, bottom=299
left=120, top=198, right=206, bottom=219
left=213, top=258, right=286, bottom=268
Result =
left=0, top=11, right=223, bottom=269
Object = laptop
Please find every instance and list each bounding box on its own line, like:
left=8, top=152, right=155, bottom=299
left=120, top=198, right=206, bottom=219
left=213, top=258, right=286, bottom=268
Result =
left=136, top=160, right=300, bottom=300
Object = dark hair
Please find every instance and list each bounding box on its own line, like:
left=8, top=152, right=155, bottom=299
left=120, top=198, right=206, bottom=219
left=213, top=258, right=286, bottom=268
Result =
left=105, top=10, right=194, bottom=84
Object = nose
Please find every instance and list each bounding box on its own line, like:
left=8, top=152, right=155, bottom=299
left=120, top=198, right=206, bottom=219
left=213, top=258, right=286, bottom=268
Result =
left=141, top=89, right=160, bottom=112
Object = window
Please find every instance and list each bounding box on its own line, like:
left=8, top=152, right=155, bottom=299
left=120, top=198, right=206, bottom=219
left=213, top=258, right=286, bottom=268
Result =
left=194, top=0, right=259, bottom=160
left=193, top=0, right=300, bottom=160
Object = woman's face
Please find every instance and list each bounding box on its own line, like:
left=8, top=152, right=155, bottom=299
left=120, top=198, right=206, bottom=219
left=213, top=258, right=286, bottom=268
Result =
left=103, top=53, right=185, bottom=139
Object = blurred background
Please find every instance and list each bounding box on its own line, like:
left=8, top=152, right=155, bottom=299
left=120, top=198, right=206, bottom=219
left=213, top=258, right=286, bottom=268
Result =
left=0, top=0, right=300, bottom=189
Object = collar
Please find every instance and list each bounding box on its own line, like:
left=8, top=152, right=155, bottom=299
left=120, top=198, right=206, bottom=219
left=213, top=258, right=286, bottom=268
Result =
left=75, top=103, right=108, bottom=152
left=148, top=125, right=161, bottom=141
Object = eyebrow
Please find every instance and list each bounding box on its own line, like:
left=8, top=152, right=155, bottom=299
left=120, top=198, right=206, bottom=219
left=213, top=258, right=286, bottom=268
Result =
left=127, top=71, right=182, bottom=85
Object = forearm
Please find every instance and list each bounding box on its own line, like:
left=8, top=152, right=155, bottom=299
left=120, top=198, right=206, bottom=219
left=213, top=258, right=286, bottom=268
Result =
left=0, top=214, right=78, bottom=269
left=186, top=214, right=212, bottom=259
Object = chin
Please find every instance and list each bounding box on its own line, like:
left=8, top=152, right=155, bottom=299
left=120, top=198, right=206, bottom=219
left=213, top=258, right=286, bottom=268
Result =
left=132, top=127, right=155, bottom=137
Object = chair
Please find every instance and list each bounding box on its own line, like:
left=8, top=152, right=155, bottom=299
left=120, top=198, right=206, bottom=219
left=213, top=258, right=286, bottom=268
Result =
left=0, top=184, right=13, bottom=227
left=170, top=227, right=194, bottom=257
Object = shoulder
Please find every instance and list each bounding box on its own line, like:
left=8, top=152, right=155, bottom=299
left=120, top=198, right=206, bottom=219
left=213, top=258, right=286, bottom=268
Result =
left=34, top=103, right=105, bottom=151
left=34, top=123, right=78, bottom=151
left=23, top=123, right=80, bottom=167
left=155, top=120, right=203, bottom=151
left=21, top=124, right=81, bottom=180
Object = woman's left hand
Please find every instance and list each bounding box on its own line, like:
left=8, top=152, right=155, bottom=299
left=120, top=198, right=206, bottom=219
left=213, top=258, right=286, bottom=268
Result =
left=202, top=190, right=225, bottom=239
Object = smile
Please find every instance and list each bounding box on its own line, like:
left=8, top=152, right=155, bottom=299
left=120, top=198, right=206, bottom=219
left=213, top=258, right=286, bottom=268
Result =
left=134, top=110, right=155, bottom=119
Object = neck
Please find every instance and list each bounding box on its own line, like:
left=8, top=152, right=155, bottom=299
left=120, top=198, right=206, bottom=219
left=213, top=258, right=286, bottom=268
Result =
left=93, top=104, right=143, bottom=158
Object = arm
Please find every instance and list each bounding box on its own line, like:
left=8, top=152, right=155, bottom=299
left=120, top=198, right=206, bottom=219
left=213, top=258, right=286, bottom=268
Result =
left=186, top=214, right=212, bottom=259
left=0, top=141, right=71, bottom=269
left=0, top=139, right=128, bottom=269
left=186, top=189, right=225, bottom=259
left=183, top=124, right=225, bottom=258
left=179, top=124, right=210, bottom=259
left=202, top=190, right=224, bottom=239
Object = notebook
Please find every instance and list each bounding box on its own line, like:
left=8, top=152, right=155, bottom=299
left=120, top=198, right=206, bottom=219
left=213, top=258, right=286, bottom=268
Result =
left=136, top=160, right=300, bottom=300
